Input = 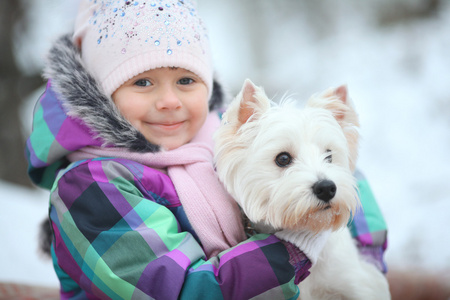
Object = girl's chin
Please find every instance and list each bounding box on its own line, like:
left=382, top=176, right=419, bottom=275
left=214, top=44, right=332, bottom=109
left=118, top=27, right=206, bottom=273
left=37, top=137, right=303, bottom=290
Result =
left=161, top=140, right=187, bottom=150
left=142, top=134, right=189, bottom=150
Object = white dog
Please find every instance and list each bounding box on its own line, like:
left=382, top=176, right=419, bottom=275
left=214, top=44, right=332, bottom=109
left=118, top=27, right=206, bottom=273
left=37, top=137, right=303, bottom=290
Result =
left=214, top=79, right=390, bottom=300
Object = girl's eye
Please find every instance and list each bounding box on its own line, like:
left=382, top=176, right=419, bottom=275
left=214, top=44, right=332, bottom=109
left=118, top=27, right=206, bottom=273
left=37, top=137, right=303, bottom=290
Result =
left=275, top=152, right=293, bottom=168
left=325, top=149, right=332, bottom=163
left=178, top=77, right=194, bottom=85
left=134, top=79, right=151, bottom=87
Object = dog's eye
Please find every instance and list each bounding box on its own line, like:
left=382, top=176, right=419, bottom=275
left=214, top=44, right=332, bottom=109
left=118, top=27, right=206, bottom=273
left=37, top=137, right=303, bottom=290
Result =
left=275, top=152, right=292, bottom=167
left=325, top=149, right=332, bottom=163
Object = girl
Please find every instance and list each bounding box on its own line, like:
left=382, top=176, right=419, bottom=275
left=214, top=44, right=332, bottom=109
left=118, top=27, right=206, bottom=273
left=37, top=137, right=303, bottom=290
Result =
left=26, top=0, right=387, bottom=299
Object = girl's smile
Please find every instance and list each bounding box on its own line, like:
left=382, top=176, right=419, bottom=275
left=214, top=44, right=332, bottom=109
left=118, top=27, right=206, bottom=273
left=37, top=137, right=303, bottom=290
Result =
left=145, top=120, right=186, bottom=132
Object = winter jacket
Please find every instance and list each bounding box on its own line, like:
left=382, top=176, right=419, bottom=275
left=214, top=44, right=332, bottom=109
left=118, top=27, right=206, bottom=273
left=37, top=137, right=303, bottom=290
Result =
left=26, top=35, right=387, bottom=300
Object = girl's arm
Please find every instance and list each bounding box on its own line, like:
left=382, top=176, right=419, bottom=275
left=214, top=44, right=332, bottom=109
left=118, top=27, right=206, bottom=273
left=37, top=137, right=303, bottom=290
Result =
left=348, top=170, right=388, bottom=273
left=50, top=159, right=307, bottom=300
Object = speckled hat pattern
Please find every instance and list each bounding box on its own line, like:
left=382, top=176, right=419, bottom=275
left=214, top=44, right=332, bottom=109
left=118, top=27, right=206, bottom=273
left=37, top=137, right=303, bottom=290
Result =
left=73, top=0, right=213, bottom=97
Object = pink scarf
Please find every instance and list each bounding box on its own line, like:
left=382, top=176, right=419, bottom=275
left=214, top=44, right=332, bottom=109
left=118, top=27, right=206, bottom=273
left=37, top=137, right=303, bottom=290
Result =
left=67, top=112, right=246, bottom=258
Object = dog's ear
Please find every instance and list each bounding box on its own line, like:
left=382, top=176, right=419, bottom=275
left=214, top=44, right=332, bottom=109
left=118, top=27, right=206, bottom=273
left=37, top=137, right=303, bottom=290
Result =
left=333, top=85, right=348, bottom=120
left=322, top=85, right=351, bottom=121
left=307, top=85, right=358, bottom=124
left=236, top=79, right=270, bottom=125
left=238, top=79, right=257, bottom=124
left=307, top=85, right=360, bottom=171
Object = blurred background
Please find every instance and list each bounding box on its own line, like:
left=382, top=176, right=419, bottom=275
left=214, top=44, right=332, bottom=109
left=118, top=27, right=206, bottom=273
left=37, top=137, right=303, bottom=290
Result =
left=0, top=0, right=449, bottom=299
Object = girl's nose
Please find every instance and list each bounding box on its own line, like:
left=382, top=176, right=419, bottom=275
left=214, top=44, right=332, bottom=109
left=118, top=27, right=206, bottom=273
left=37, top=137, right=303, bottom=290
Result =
left=155, top=86, right=182, bottom=110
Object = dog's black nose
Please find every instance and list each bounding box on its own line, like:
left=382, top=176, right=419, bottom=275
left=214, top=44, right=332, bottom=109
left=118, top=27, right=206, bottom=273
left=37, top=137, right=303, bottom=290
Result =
left=312, top=180, right=337, bottom=202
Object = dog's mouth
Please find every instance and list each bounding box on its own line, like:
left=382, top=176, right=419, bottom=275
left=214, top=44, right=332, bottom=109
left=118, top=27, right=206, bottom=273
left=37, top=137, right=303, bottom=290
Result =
left=323, top=205, right=332, bottom=210
left=321, top=204, right=332, bottom=211
left=316, top=202, right=332, bottom=211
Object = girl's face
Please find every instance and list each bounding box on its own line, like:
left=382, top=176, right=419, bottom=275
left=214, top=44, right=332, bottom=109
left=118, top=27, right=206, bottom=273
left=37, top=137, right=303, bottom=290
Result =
left=112, top=67, right=209, bottom=150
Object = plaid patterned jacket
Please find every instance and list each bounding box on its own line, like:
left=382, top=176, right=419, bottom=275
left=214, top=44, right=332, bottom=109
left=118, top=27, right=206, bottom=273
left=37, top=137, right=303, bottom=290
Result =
left=25, top=35, right=387, bottom=300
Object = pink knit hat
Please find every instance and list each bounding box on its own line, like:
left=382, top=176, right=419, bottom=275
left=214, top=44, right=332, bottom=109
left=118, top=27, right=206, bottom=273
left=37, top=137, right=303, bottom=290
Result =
left=73, top=0, right=213, bottom=97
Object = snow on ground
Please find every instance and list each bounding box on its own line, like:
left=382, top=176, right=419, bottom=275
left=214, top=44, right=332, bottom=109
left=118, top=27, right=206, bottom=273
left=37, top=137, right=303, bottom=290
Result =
left=1, top=0, right=449, bottom=288
left=0, top=181, right=58, bottom=287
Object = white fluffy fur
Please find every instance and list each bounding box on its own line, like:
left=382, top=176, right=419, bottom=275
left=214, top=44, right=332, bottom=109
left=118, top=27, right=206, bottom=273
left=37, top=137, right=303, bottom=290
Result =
left=214, top=79, right=390, bottom=299
left=300, top=229, right=390, bottom=300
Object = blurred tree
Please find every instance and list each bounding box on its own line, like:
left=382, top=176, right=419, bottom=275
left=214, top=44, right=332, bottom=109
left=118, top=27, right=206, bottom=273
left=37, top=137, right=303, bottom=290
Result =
left=376, top=0, right=440, bottom=25
left=0, top=1, right=43, bottom=187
